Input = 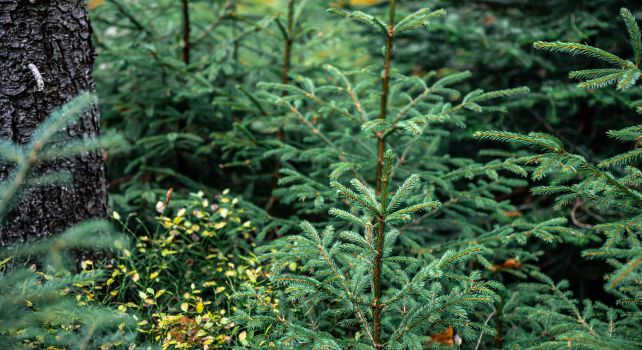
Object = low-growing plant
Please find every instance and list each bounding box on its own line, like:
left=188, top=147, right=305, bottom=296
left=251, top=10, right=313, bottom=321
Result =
left=84, top=190, right=270, bottom=348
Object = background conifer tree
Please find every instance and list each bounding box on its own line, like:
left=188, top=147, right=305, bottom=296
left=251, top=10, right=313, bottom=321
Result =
left=476, top=8, right=642, bottom=349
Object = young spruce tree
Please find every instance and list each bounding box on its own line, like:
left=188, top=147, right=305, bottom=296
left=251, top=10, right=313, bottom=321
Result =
left=231, top=2, right=577, bottom=349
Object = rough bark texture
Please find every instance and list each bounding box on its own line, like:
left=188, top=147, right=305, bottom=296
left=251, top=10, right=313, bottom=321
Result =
left=0, top=0, right=107, bottom=245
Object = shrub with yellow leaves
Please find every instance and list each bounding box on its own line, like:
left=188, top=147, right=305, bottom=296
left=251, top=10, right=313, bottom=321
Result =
left=74, top=190, right=269, bottom=348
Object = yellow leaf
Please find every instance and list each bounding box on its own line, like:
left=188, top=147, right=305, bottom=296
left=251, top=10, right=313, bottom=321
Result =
left=196, top=302, right=204, bottom=313
left=180, top=302, right=189, bottom=312
left=88, top=0, right=105, bottom=10
left=350, top=0, right=383, bottom=5
left=239, top=330, right=247, bottom=341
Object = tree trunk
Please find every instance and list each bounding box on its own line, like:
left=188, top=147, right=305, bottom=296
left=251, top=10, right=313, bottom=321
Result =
left=0, top=0, right=107, bottom=245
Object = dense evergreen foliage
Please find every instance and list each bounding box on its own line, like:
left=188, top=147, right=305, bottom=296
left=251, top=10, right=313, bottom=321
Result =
left=1, top=0, right=642, bottom=349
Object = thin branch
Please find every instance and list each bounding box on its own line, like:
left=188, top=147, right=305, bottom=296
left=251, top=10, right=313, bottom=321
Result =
left=181, top=0, right=191, bottom=64
left=570, top=198, right=593, bottom=229
left=267, top=0, right=296, bottom=213
left=375, top=0, right=396, bottom=195
left=474, top=309, right=497, bottom=350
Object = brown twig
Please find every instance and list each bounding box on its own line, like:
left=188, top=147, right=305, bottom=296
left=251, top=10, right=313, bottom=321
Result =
left=372, top=4, right=396, bottom=347
left=570, top=198, right=593, bottom=229
left=266, top=0, right=296, bottom=213
left=375, top=0, right=395, bottom=195
left=181, top=0, right=191, bottom=64
left=474, top=309, right=496, bottom=350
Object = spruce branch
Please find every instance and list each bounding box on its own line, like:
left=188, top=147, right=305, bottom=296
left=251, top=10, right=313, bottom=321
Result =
left=621, top=8, right=642, bottom=67
left=329, top=208, right=366, bottom=226
left=577, top=72, right=624, bottom=90
left=387, top=174, right=420, bottom=214
left=0, top=93, right=96, bottom=218
left=325, top=64, right=369, bottom=122
left=394, top=8, right=446, bottom=34
left=599, top=147, right=642, bottom=168
left=607, top=124, right=642, bottom=141
left=331, top=180, right=379, bottom=213
left=474, top=131, right=564, bottom=153
left=533, top=41, right=630, bottom=68
left=467, top=87, right=530, bottom=103
left=326, top=8, right=387, bottom=33
left=617, top=68, right=640, bottom=90
left=569, top=68, right=623, bottom=80
left=375, top=0, right=397, bottom=195
left=300, top=221, right=377, bottom=345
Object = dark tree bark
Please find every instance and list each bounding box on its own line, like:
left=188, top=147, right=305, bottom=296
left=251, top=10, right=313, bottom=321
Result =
left=0, top=0, right=107, bottom=245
